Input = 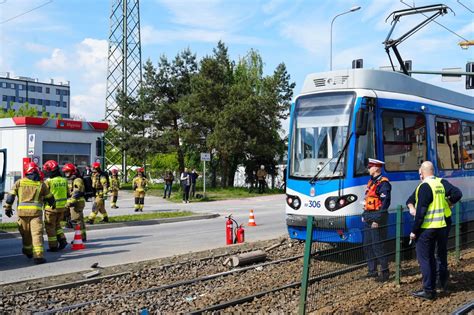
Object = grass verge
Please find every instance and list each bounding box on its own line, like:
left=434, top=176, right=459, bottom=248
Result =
left=0, top=211, right=195, bottom=232
left=148, top=186, right=284, bottom=203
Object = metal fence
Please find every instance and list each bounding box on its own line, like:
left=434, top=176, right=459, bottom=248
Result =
left=299, top=199, right=474, bottom=314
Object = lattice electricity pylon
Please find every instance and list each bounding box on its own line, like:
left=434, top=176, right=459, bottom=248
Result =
left=104, top=0, right=142, bottom=182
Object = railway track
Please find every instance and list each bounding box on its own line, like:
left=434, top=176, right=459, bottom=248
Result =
left=2, top=238, right=307, bottom=313
left=2, top=239, right=372, bottom=314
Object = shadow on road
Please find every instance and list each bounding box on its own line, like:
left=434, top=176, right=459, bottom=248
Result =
left=0, top=249, right=130, bottom=272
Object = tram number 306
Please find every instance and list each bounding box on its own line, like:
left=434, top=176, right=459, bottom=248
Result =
left=305, top=200, right=321, bottom=208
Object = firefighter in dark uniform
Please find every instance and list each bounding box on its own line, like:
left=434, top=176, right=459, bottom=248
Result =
left=362, top=158, right=391, bottom=282
left=63, top=163, right=87, bottom=241
left=409, top=161, right=462, bottom=300
left=87, top=162, right=109, bottom=224
left=43, top=160, right=69, bottom=251
left=3, top=162, right=55, bottom=264
left=132, top=167, right=148, bottom=212
left=110, top=168, right=120, bottom=209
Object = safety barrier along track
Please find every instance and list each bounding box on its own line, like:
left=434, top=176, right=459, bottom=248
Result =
left=31, top=255, right=304, bottom=314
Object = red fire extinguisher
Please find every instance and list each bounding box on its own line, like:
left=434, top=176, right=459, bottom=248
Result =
left=226, top=215, right=234, bottom=245
left=236, top=224, right=245, bottom=244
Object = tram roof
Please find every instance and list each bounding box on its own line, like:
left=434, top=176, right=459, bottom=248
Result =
left=301, top=69, right=473, bottom=110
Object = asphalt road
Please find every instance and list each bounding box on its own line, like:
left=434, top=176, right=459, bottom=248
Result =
left=0, top=192, right=287, bottom=284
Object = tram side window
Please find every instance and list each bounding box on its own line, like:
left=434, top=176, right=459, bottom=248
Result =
left=461, top=121, right=474, bottom=169
left=382, top=111, right=426, bottom=171
left=436, top=118, right=461, bottom=170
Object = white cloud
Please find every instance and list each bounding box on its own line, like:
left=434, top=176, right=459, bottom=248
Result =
left=457, top=21, right=474, bottom=37
left=37, top=48, right=68, bottom=71
left=76, top=38, right=108, bottom=81
left=34, top=38, right=108, bottom=121
left=262, top=0, right=286, bottom=14
left=279, top=20, right=330, bottom=56
left=71, top=82, right=106, bottom=121
left=142, top=25, right=269, bottom=46
left=157, top=0, right=255, bottom=30
left=24, top=42, right=50, bottom=53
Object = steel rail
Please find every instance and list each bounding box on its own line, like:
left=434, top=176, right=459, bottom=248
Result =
left=188, top=263, right=366, bottom=314
left=31, top=254, right=304, bottom=314
left=14, top=243, right=288, bottom=297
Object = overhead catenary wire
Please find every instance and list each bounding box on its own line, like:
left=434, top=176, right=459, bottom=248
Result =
left=399, top=0, right=469, bottom=42
left=0, top=0, right=53, bottom=24
left=457, top=0, right=474, bottom=13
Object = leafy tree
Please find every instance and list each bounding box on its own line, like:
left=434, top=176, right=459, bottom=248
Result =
left=146, top=49, right=198, bottom=172
left=186, top=41, right=234, bottom=187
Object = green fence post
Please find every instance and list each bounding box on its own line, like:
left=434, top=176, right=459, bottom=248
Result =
left=455, top=202, right=460, bottom=264
left=299, top=215, right=314, bottom=315
left=395, top=205, right=402, bottom=285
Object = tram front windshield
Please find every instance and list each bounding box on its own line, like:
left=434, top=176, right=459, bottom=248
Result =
left=290, top=92, right=354, bottom=179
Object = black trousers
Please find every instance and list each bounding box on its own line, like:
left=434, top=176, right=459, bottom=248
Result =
left=416, top=227, right=447, bottom=292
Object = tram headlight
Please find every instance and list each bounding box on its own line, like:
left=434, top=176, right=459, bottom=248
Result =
left=286, top=194, right=301, bottom=210
left=293, top=198, right=300, bottom=209
left=325, top=194, right=358, bottom=212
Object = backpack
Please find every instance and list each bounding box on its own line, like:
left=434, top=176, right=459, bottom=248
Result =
left=82, top=174, right=94, bottom=199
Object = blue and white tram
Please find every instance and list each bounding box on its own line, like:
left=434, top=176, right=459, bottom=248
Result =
left=286, top=69, right=474, bottom=243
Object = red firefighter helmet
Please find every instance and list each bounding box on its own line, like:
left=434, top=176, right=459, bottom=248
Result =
left=62, top=163, right=77, bottom=173
left=25, top=162, right=40, bottom=175
left=137, top=167, right=144, bottom=173
left=111, top=168, right=119, bottom=174
left=92, top=162, right=101, bottom=170
left=43, top=160, right=59, bottom=172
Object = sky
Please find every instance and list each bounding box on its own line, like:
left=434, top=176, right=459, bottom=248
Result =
left=0, top=0, right=473, bottom=123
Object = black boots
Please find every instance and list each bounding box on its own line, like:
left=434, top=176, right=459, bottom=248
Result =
left=412, top=290, right=436, bottom=300
left=34, top=257, right=47, bottom=264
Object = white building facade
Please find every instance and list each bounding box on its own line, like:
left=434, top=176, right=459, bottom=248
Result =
left=0, top=74, right=70, bottom=118
left=0, top=117, right=108, bottom=191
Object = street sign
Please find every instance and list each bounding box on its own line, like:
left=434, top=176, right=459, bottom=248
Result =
left=200, top=153, right=211, bottom=161
left=28, top=134, right=35, bottom=155
left=32, top=156, right=40, bottom=164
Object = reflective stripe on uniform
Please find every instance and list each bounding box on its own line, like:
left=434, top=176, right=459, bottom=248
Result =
left=48, top=236, right=57, bottom=242
left=33, top=245, right=43, bottom=254
left=56, top=228, right=64, bottom=235
left=18, top=202, right=43, bottom=211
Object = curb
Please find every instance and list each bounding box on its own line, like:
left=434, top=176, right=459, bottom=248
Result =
left=0, top=213, right=220, bottom=240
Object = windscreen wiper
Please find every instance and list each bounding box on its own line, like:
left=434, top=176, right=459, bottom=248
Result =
left=332, top=132, right=353, bottom=175
left=309, top=132, right=353, bottom=184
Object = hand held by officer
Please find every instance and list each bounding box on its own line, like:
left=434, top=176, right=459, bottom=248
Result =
left=371, top=221, right=378, bottom=229
left=409, top=232, right=416, bottom=241
left=4, top=204, right=13, bottom=217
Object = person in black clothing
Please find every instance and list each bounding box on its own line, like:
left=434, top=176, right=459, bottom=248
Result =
left=406, top=161, right=462, bottom=299
left=190, top=169, right=199, bottom=198
left=82, top=166, right=93, bottom=202
left=362, top=158, right=392, bottom=283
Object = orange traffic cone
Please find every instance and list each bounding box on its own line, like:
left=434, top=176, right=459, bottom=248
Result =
left=248, top=209, right=257, bottom=226
left=71, top=224, right=86, bottom=250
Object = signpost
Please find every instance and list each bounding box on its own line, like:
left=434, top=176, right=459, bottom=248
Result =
left=200, top=153, right=211, bottom=197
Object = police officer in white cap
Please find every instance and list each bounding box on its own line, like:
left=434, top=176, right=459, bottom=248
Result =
left=362, top=158, right=392, bottom=282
